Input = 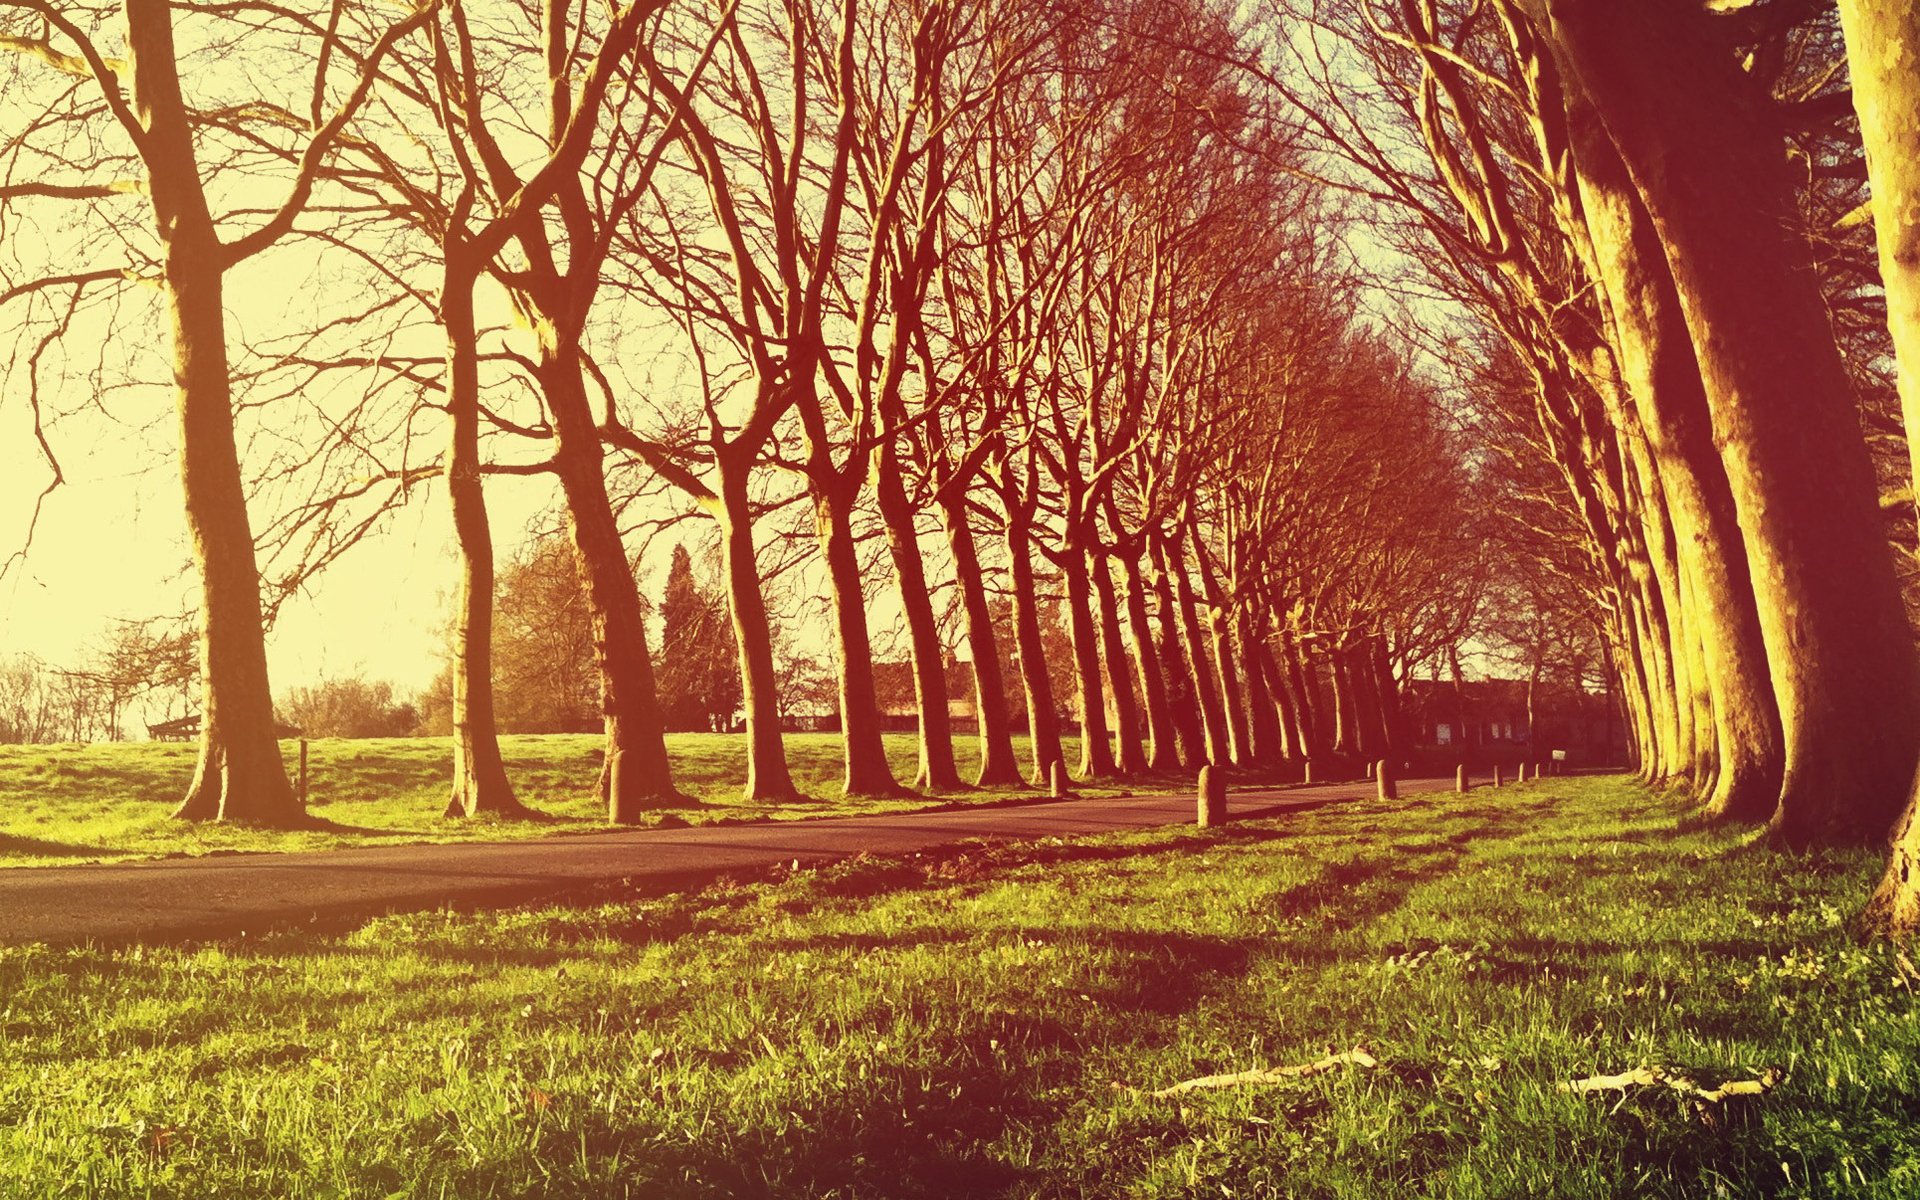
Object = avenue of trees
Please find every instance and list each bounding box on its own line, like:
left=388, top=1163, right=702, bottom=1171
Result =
left=8, top=0, right=1920, bottom=933
left=1271, top=0, right=1920, bottom=931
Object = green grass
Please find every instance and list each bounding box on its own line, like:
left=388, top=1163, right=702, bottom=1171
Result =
left=4, top=775, right=1918, bottom=1196
left=0, top=733, right=1127, bottom=868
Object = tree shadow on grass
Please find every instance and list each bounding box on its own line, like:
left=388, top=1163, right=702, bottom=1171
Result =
left=0, top=831, right=113, bottom=859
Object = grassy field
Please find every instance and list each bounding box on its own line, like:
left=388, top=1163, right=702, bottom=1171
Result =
left=4, top=775, right=1917, bottom=1196
left=0, top=732, right=1131, bottom=869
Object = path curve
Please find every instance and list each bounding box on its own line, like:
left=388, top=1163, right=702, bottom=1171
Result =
left=0, top=774, right=1461, bottom=947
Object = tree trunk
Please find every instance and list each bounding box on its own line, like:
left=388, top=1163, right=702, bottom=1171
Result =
left=1168, top=530, right=1232, bottom=767
left=1835, top=0, right=1920, bottom=929
left=1283, top=635, right=1323, bottom=761
left=1121, top=551, right=1181, bottom=769
left=1239, top=610, right=1284, bottom=767
left=1576, top=107, right=1783, bottom=817
left=813, top=480, right=899, bottom=796
left=1150, top=537, right=1207, bottom=764
left=1091, top=548, right=1147, bottom=773
left=533, top=335, right=675, bottom=821
left=716, top=444, right=799, bottom=801
left=1546, top=0, right=1920, bottom=842
left=874, top=441, right=960, bottom=791
left=1370, top=636, right=1405, bottom=760
left=1005, top=512, right=1065, bottom=784
left=1192, top=532, right=1251, bottom=765
left=1061, top=540, right=1118, bottom=778
left=440, top=243, right=525, bottom=820
left=130, top=0, right=298, bottom=826
left=1329, top=645, right=1359, bottom=758
left=938, top=492, right=1022, bottom=786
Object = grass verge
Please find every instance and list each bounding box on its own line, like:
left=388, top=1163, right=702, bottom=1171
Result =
left=0, top=732, right=1136, bottom=868
left=3, top=775, right=1917, bottom=1196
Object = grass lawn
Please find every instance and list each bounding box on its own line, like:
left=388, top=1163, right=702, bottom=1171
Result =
left=0, top=732, right=1130, bottom=869
left=4, top=775, right=1918, bottom=1196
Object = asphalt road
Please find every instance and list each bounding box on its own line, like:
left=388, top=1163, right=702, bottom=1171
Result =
left=0, top=774, right=1459, bottom=947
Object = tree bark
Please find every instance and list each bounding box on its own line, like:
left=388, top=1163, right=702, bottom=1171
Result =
left=716, top=444, right=799, bottom=801
left=532, top=333, right=676, bottom=821
left=1005, top=511, right=1066, bottom=784
left=1121, top=551, right=1181, bottom=770
left=1835, top=0, right=1920, bottom=927
left=1091, top=548, right=1148, bottom=773
left=440, top=238, right=525, bottom=820
left=813, top=480, right=899, bottom=796
left=938, top=493, right=1022, bottom=786
left=1168, top=529, right=1232, bottom=767
left=1062, top=544, right=1119, bottom=778
left=129, top=0, right=298, bottom=826
left=1546, top=0, right=1920, bottom=842
left=874, top=440, right=961, bottom=791
left=1151, top=537, right=1208, bottom=764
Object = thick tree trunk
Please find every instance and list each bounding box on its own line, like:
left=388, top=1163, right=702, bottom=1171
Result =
left=1091, top=549, right=1147, bottom=773
left=1282, top=635, right=1323, bottom=762
left=1329, top=645, right=1359, bottom=758
left=814, top=481, right=899, bottom=796
left=440, top=248, right=525, bottom=820
left=1836, top=1, right=1920, bottom=929
left=1239, top=610, right=1284, bottom=767
left=1168, top=530, right=1232, bottom=767
left=534, top=336, right=675, bottom=821
left=938, top=493, right=1022, bottom=786
left=1547, top=0, right=1920, bottom=842
left=1061, top=541, right=1118, bottom=778
left=716, top=445, right=799, bottom=801
left=1121, top=551, right=1181, bottom=769
left=1005, top=513, right=1065, bottom=784
left=1370, top=637, right=1405, bottom=760
left=1192, top=533, right=1250, bottom=765
left=131, top=0, right=298, bottom=826
left=1576, top=122, right=1786, bottom=816
left=1258, top=635, right=1298, bottom=763
left=875, top=442, right=961, bottom=791
left=1150, top=538, right=1207, bottom=764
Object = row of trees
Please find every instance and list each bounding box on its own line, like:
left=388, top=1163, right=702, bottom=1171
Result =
left=1285, top=0, right=1920, bottom=931
left=0, top=0, right=1481, bottom=828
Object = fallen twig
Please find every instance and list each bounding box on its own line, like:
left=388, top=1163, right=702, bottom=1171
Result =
left=1558, top=1065, right=1782, bottom=1103
left=1152, top=1049, right=1378, bottom=1097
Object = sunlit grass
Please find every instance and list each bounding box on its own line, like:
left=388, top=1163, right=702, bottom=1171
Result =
left=3, top=776, right=1917, bottom=1196
left=0, top=732, right=1129, bottom=868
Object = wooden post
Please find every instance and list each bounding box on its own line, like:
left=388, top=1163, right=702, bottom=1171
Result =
left=1197, top=764, right=1227, bottom=828
left=1493, top=764, right=1504, bottom=787
left=1303, top=758, right=1316, bottom=785
left=1376, top=758, right=1396, bottom=801
left=298, top=738, right=309, bottom=809
left=1049, top=761, right=1068, bottom=798
left=1456, top=764, right=1469, bottom=793
left=1364, top=759, right=1375, bottom=780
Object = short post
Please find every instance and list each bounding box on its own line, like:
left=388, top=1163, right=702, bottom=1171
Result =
left=1197, top=764, right=1227, bottom=828
left=1376, top=758, right=1396, bottom=801
left=1492, top=764, right=1503, bottom=787
left=1049, top=761, right=1069, bottom=798
left=1364, top=759, right=1375, bottom=780
left=298, top=738, right=310, bottom=809
left=1303, top=758, right=1316, bottom=785
left=1456, top=763, right=1468, bottom=794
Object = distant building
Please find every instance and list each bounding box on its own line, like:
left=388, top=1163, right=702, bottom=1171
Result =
left=1402, top=677, right=1628, bottom=767
left=873, top=656, right=980, bottom=731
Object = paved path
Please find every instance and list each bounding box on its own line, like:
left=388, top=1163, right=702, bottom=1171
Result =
left=0, top=775, right=1457, bottom=947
